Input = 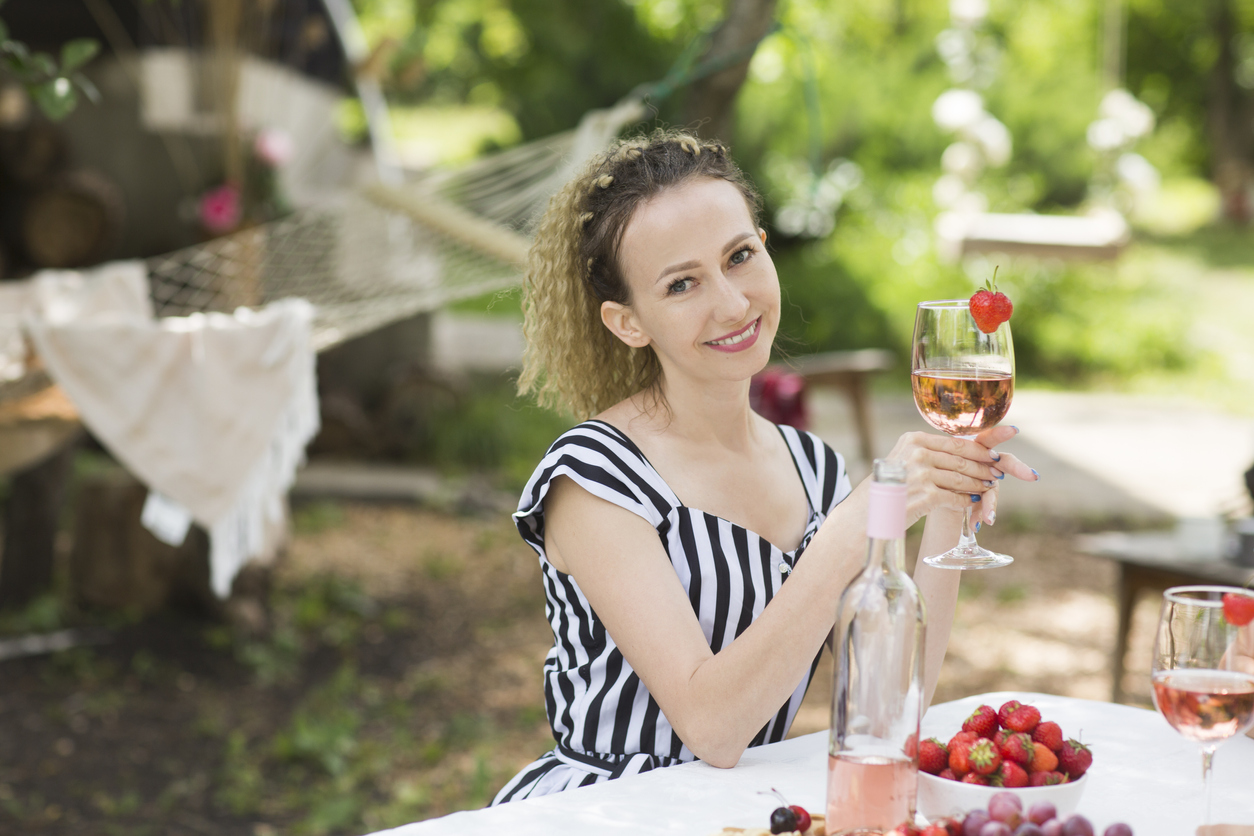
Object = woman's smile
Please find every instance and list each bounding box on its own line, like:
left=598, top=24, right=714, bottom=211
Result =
left=705, top=316, right=761, bottom=352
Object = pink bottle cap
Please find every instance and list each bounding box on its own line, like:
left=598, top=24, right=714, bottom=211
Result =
left=867, top=481, right=907, bottom=540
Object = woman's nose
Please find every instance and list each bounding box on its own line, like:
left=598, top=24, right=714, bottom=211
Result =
left=711, top=272, right=751, bottom=322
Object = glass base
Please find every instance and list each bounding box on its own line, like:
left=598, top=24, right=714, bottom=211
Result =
left=922, top=545, right=1013, bottom=570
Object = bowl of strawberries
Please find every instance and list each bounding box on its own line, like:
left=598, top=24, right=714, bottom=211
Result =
left=916, top=699, right=1093, bottom=822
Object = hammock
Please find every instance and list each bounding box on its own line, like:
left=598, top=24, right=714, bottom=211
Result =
left=146, top=96, right=646, bottom=352
left=0, top=95, right=646, bottom=402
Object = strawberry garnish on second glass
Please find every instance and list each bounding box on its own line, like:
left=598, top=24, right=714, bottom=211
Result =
left=970, top=268, right=1014, bottom=334
left=1222, top=591, right=1254, bottom=626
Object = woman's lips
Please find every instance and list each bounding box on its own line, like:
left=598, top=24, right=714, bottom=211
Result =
left=705, top=317, right=761, bottom=352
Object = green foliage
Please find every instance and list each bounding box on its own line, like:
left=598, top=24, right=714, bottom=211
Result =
left=412, top=375, right=573, bottom=489
left=356, top=0, right=686, bottom=139
left=0, top=7, right=99, bottom=122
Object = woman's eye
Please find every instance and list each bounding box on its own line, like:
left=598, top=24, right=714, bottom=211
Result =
left=730, top=246, right=754, bottom=266
left=667, top=277, right=693, bottom=295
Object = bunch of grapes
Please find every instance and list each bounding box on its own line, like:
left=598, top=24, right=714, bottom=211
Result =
left=884, top=792, right=1133, bottom=836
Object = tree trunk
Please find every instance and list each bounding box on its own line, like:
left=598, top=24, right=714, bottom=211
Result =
left=0, top=441, right=76, bottom=610
left=681, top=0, right=777, bottom=146
left=1208, top=0, right=1254, bottom=224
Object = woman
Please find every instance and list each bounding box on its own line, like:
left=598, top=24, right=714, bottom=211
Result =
left=494, top=130, right=1036, bottom=804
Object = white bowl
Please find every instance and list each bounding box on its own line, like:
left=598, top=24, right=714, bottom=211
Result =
left=917, top=771, right=1088, bottom=822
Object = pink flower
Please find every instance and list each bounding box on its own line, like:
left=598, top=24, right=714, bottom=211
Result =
left=253, top=128, right=293, bottom=167
left=199, top=183, right=242, bottom=234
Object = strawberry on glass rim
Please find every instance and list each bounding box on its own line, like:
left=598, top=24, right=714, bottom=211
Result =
left=970, top=267, right=1013, bottom=334
left=1222, top=590, right=1254, bottom=626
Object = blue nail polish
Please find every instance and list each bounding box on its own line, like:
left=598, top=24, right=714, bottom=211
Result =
left=1031, top=468, right=1039, bottom=480
left=975, top=521, right=982, bottom=533
left=1010, top=425, right=1020, bottom=433
left=989, top=450, right=1001, bottom=461
left=995, top=471, right=1005, bottom=480
left=984, top=480, right=995, bottom=487
left=971, top=494, right=981, bottom=502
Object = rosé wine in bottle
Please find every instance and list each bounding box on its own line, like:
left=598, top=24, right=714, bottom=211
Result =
left=1151, top=669, right=1254, bottom=743
left=828, top=460, right=925, bottom=835
left=911, top=370, right=1013, bottom=436
left=827, top=752, right=916, bottom=833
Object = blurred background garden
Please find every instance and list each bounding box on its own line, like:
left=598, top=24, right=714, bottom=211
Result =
left=1, top=0, right=1253, bottom=835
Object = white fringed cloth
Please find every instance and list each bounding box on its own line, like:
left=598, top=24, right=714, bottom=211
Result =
left=19, top=261, right=319, bottom=597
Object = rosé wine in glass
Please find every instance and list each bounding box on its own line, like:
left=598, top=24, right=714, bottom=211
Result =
left=1151, top=669, right=1254, bottom=744
left=1151, top=585, right=1254, bottom=827
left=910, top=370, right=1013, bottom=436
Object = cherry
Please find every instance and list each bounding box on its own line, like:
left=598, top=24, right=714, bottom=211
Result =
left=770, top=806, right=799, bottom=834
left=788, top=805, right=811, bottom=832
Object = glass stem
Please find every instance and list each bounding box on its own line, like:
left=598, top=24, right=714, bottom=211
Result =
left=1201, top=744, right=1217, bottom=825
left=958, top=505, right=977, bottom=550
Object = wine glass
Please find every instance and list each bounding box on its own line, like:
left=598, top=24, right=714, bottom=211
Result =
left=910, top=299, right=1014, bottom=569
left=1151, top=585, right=1254, bottom=827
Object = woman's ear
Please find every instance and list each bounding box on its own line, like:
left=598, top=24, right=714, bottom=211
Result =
left=758, top=227, right=767, bottom=245
left=601, top=301, right=651, bottom=348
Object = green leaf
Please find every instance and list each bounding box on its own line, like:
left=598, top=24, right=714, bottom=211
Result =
left=29, top=51, right=56, bottom=78
left=60, top=39, right=99, bottom=73
left=71, top=72, right=100, bottom=104
left=31, top=77, right=77, bottom=121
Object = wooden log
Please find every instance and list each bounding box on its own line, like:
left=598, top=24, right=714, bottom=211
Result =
left=68, top=468, right=220, bottom=617
left=22, top=168, right=125, bottom=269
left=0, top=441, right=76, bottom=610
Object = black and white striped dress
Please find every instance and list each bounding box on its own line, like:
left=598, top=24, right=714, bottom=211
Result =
left=492, top=419, right=851, bottom=804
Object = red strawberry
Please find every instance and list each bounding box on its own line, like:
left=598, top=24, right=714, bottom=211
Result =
left=919, top=738, right=949, bottom=775
left=992, top=729, right=1007, bottom=750
left=999, top=732, right=1035, bottom=767
left=1005, top=704, right=1042, bottom=734
left=995, top=760, right=1029, bottom=788
left=1058, top=738, right=1093, bottom=779
left=997, top=700, right=1022, bottom=728
left=963, top=704, right=1000, bottom=739
left=969, top=271, right=1013, bottom=334
left=1029, top=743, right=1059, bottom=773
left=948, top=735, right=975, bottom=776
left=968, top=738, right=1002, bottom=776
left=1223, top=591, right=1254, bottom=626
left=1029, top=770, right=1069, bottom=786
left=1032, top=720, right=1064, bottom=753
left=938, top=768, right=957, bottom=781
left=961, top=771, right=990, bottom=785
left=922, top=826, right=950, bottom=836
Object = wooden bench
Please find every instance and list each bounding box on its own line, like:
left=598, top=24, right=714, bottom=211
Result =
left=935, top=210, right=1130, bottom=262
left=788, top=348, right=895, bottom=467
left=1076, top=530, right=1254, bottom=705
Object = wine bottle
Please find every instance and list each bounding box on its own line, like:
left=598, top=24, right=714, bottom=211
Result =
left=827, top=459, right=927, bottom=834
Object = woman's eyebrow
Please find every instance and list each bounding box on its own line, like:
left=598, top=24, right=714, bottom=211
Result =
left=654, top=232, right=758, bottom=284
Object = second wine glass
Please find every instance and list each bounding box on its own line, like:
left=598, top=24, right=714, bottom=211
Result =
left=910, top=299, right=1014, bottom=569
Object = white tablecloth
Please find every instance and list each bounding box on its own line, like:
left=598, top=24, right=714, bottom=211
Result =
left=368, top=692, right=1254, bottom=836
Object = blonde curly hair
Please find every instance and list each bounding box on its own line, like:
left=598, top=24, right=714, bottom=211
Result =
left=517, top=129, right=762, bottom=420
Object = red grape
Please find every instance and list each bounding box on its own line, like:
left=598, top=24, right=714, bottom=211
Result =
left=1062, top=815, right=1094, bottom=836
left=1026, top=802, right=1057, bottom=826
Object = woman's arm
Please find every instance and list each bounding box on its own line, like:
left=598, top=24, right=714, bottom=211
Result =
left=546, top=425, right=1033, bottom=768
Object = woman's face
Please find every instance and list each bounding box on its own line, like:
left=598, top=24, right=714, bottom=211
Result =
left=605, top=177, right=779, bottom=388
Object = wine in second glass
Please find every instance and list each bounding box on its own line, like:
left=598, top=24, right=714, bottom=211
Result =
left=910, top=299, right=1014, bottom=569
left=1151, top=585, right=1254, bottom=827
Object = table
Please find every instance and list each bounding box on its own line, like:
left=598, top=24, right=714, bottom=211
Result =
left=368, top=692, right=1254, bottom=836
left=788, top=349, right=894, bottom=467
left=1076, top=531, right=1254, bottom=704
